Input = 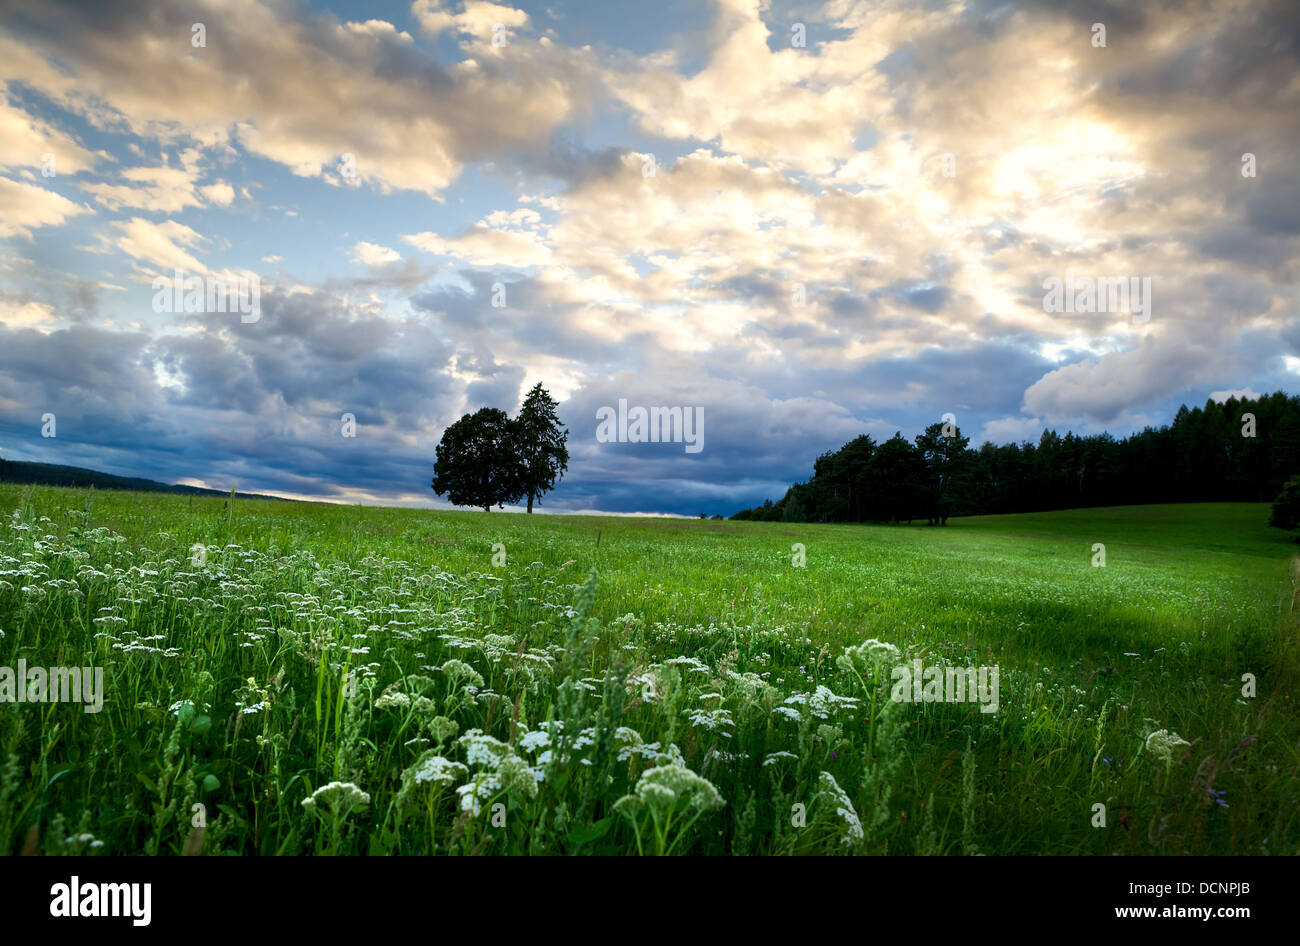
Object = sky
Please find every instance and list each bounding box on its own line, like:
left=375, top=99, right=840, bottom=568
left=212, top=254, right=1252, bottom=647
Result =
left=0, top=0, right=1297, bottom=516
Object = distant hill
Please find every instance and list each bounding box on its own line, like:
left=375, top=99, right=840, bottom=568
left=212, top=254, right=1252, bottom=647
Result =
left=0, top=458, right=288, bottom=501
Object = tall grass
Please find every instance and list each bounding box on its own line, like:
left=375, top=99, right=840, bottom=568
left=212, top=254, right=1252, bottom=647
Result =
left=0, top=486, right=1296, bottom=855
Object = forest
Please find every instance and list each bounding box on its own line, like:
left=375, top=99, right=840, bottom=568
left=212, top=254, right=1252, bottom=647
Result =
left=732, top=392, right=1300, bottom=524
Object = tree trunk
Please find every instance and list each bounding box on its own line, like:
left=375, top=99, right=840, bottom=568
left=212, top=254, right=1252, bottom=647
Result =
left=527, top=492, right=534, bottom=514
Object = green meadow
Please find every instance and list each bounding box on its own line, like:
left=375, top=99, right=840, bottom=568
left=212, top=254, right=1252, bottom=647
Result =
left=1, top=485, right=1296, bottom=855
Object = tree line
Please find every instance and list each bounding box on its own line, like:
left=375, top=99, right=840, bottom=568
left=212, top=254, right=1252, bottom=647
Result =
left=432, top=383, right=569, bottom=512
left=732, top=391, right=1300, bottom=524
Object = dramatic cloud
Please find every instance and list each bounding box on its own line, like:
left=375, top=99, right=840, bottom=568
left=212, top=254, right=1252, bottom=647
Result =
left=0, top=0, right=597, bottom=198
left=1, top=0, right=1297, bottom=514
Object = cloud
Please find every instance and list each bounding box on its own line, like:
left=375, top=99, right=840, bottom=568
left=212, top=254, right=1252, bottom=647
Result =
left=199, top=181, right=235, bottom=207
left=0, top=175, right=90, bottom=238
left=0, top=290, right=57, bottom=331
left=1022, top=336, right=1222, bottom=425
left=79, top=152, right=220, bottom=212
left=1, top=0, right=597, bottom=199
left=0, top=90, right=102, bottom=174
left=978, top=415, right=1044, bottom=445
left=411, top=0, right=530, bottom=41
left=351, top=241, right=402, bottom=266
left=103, top=217, right=207, bottom=275
left=1209, top=387, right=1261, bottom=403
left=404, top=222, right=552, bottom=268
left=604, top=0, right=877, bottom=175
left=2, top=0, right=1298, bottom=513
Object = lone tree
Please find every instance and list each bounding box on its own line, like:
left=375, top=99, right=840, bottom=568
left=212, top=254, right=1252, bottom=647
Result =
left=514, top=383, right=569, bottom=513
left=432, top=408, right=525, bottom=511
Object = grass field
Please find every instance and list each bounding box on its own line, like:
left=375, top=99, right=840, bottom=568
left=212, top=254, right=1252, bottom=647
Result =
left=1, top=485, right=1297, bottom=855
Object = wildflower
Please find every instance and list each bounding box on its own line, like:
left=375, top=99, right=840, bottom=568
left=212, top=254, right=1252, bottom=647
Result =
left=614, top=763, right=726, bottom=851
left=837, top=638, right=901, bottom=675
left=702, top=748, right=748, bottom=764
left=1144, top=729, right=1191, bottom=764
left=458, top=729, right=510, bottom=767
left=683, top=707, right=734, bottom=734
left=496, top=754, right=541, bottom=796
left=616, top=763, right=724, bottom=819
left=425, top=715, right=459, bottom=747
left=395, top=674, right=439, bottom=695
left=374, top=691, right=413, bottom=709
left=407, top=753, right=468, bottom=786
left=440, top=659, right=485, bottom=690
left=456, top=777, right=494, bottom=814
left=807, top=685, right=859, bottom=717
left=816, top=771, right=864, bottom=847
left=302, top=781, right=370, bottom=818
left=519, top=729, right=551, bottom=753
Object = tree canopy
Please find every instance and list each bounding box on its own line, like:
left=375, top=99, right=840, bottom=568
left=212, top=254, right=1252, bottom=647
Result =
left=514, top=383, right=570, bottom=514
left=733, top=391, right=1300, bottom=524
left=431, top=385, right=570, bottom=512
left=432, top=407, right=526, bottom=512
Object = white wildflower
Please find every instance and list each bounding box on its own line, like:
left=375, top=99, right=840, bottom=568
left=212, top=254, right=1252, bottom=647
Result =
left=614, top=763, right=725, bottom=820
left=302, top=781, right=370, bottom=817
left=409, top=754, right=468, bottom=786
left=837, top=638, right=901, bottom=674
left=1144, top=729, right=1191, bottom=764
left=817, top=771, right=863, bottom=846
left=459, top=729, right=510, bottom=767
left=684, top=707, right=734, bottom=734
